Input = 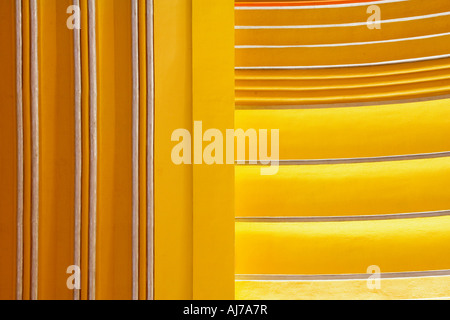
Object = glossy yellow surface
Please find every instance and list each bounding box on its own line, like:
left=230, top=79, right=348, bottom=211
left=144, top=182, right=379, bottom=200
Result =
left=236, top=216, right=450, bottom=275
left=236, top=277, right=450, bottom=300
left=1, top=0, right=450, bottom=301
left=154, top=0, right=194, bottom=300
left=235, top=0, right=450, bottom=106
left=237, top=157, right=450, bottom=217
left=236, top=99, right=450, bottom=159
left=192, top=0, right=235, bottom=300
left=235, top=0, right=450, bottom=300
left=235, top=0, right=449, bottom=26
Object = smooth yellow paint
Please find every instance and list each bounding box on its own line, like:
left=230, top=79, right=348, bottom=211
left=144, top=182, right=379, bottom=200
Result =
left=236, top=14, right=450, bottom=46
left=236, top=216, right=450, bottom=275
left=236, top=68, right=450, bottom=89
left=236, top=99, right=450, bottom=159
left=236, top=36, right=450, bottom=67
left=234, top=0, right=450, bottom=301
left=236, top=58, right=450, bottom=80
left=236, top=157, right=450, bottom=217
left=235, top=1, right=450, bottom=105
left=235, top=0, right=449, bottom=26
left=236, top=276, right=450, bottom=300
left=154, top=0, right=194, bottom=300
left=236, top=84, right=450, bottom=106
left=1, top=0, right=448, bottom=301
left=192, top=0, right=235, bottom=300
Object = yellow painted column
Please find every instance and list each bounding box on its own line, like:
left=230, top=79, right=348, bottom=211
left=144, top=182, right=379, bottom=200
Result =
left=154, top=0, right=194, bottom=300
left=192, top=0, right=235, bottom=300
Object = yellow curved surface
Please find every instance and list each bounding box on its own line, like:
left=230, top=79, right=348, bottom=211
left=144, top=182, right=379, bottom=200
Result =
left=236, top=58, right=450, bottom=80
left=236, top=15, right=450, bottom=46
left=236, top=68, right=450, bottom=89
left=236, top=36, right=450, bottom=67
left=235, top=0, right=450, bottom=105
left=235, top=0, right=450, bottom=26
left=236, top=99, right=450, bottom=159
left=1, top=0, right=450, bottom=301
left=236, top=276, right=450, bottom=300
left=236, top=216, right=450, bottom=275
left=236, top=157, right=450, bottom=217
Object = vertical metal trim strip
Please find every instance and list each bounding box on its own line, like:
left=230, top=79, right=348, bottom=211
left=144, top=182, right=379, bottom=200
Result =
left=29, top=0, right=39, bottom=301
left=73, top=0, right=82, bottom=301
left=16, top=0, right=24, bottom=301
left=146, top=0, right=154, bottom=300
left=88, top=0, right=97, bottom=301
left=132, top=0, right=140, bottom=301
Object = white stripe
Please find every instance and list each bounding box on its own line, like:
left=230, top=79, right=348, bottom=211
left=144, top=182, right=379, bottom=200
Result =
left=236, top=54, right=450, bottom=70
left=236, top=32, right=450, bottom=48
left=235, top=0, right=407, bottom=10
left=15, top=0, right=24, bottom=301
left=236, top=11, right=450, bottom=29
left=131, top=0, right=139, bottom=301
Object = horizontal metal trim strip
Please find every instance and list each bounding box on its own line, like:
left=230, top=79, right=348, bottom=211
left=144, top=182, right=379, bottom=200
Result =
left=236, top=65, right=450, bottom=81
left=235, top=270, right=450, bottom=281
left=235, top=210, right=450, bottom=223
left=236, top=11, right=450, bottom=29
left=235, top=32, right=450, bottom=48
left=235, top=54, right=450, bottom=70
left=235, top=94, right=450, bottom=110
left=236, top=75, right=450, bottom=91
left=236, top=151, right=450, bottom=166
left=235, top=0, right=406, bottom=10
